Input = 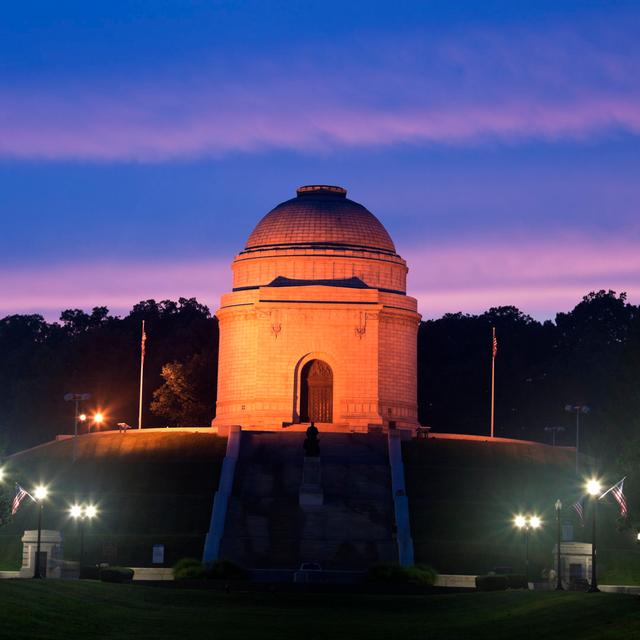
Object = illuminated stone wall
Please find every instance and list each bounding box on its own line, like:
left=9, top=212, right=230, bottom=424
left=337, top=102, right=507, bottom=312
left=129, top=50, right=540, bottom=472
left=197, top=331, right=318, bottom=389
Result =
left=213, top=186, right=421, bottom=433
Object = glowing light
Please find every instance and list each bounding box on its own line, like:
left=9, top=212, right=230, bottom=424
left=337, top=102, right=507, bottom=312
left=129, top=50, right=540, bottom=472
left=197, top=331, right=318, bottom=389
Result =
left=530, top=516, right=542, bottom=529
left=0, top=467, right=4, bottom=483
left=34, top=485, right=48, bottom=501
left=69, top=504, right=83, bottom=519
left=85, top=505, right=98, bottom=519
left=93, top=412, right=104, bottom=425
left=587, top=479, right=602, bottom=497
left=78, top=413, right=87, bottom=422
left=514, top=515, right=526, bottom=528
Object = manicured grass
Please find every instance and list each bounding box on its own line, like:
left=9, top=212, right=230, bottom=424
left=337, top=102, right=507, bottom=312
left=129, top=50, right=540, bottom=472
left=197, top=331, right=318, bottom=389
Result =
left=1, top=580, right=640, bottom=639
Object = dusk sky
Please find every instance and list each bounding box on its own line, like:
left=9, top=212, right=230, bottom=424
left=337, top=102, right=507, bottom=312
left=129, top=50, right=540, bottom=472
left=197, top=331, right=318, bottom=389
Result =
left=1, top=0, right=639, bottom=320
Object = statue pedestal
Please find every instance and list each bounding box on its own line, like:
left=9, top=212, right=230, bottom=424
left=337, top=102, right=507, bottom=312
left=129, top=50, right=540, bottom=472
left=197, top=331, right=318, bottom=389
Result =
left=299, top=457, right=323, bottom=507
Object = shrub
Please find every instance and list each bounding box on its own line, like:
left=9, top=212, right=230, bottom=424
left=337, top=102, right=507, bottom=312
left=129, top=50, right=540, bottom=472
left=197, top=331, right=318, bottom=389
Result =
left=367, top=563, right=437, bottom=586
left=173, top=557, right=205, bottom=580
left=411, top=564, right=438, bottom=586
left=99, top=567, right=135, bottom=583
left=79, top=565, right=100, bottom=580
left=203, top=559, right=247, bottom=580
left=505, top=574, right=528, bottom=590
left=475, top=575, right=508, bottom=591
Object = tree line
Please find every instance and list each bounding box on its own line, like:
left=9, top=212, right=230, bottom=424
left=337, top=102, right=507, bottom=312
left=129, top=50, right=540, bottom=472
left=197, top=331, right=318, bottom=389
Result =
left=1, top=290, right=638, bottom=466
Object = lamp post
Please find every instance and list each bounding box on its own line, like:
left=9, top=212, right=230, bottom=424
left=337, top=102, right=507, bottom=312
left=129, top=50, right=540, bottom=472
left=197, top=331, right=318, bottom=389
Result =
left=64, top=393, right=91, bottom=461
left=514, top=514, right=541, bottom=584
left=70, top=504, right=98, bottom=569
left=555, top=499, right=564, bottom=590
left=32, top=485, right=48, bottom=579
left=564, top=405, right=590, bottom=474
left=544, top=426, right=565, bottom=447
left=586, top=478, right=601, bottom=593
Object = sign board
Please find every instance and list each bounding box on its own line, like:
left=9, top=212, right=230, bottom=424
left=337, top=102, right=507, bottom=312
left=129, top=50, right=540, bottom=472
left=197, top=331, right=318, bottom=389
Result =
left=152, top=544, right=165, bottom=565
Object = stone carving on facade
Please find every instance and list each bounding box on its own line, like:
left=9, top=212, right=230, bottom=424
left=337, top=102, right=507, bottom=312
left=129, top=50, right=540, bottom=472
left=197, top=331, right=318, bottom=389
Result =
left=355, top=311, right=368, bottom=338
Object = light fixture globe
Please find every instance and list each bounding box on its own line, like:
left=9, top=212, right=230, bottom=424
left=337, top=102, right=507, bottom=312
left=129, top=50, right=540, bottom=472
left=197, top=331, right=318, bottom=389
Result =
left=587, top=479, right=602, bottom=497
left=69, top=504, right=83, bottom=519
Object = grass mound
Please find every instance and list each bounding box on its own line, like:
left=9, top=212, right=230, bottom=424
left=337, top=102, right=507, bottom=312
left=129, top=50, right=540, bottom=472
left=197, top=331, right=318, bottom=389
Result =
left=0, top=430, right=227, bottom=569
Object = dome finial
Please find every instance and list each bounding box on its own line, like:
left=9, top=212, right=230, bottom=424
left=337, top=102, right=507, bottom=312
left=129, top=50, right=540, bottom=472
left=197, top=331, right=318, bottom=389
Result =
left=297, top=185, right=347, bottom=198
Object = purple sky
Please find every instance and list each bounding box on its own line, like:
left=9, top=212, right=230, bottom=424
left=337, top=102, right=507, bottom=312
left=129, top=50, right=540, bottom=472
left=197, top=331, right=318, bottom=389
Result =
left=1, top=1, right=639, bottom=320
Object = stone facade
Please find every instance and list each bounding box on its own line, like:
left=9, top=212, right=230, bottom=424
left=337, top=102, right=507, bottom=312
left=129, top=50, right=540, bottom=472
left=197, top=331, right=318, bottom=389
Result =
left=213, top=185, right=420, bottom=433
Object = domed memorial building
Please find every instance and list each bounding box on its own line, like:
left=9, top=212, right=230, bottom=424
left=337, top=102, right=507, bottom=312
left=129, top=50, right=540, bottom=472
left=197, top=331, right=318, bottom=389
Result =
left=213, top=185, right=420, bottom=433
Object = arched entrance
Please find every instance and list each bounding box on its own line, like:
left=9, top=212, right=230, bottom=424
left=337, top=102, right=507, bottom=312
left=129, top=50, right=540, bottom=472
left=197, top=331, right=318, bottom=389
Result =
left=300, top=359, right=333, bottom=423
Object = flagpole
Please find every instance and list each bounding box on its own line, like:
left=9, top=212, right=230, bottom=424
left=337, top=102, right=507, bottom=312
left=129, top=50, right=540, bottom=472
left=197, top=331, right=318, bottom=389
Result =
left=490, top=326, right=496, bottom=438
left=599, top=476, right=626, bottom=500
left=138, top=320, right=145, bottom=430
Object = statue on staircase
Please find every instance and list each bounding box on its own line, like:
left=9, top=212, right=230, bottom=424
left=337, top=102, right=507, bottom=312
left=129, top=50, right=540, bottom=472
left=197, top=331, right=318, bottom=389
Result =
left=303, top=422, right=320, bottom=457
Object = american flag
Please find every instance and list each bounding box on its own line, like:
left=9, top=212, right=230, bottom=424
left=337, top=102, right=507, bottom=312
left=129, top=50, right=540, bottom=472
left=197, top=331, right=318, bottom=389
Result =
left=572, top=497, right=585, bottom=524
left=11, top=483, right=32, bottom=515
left=492, top=329, right=498, bottom=359
left=603, top=477, right=628, bottom=517
left=141, top=321, right=147, bottom=358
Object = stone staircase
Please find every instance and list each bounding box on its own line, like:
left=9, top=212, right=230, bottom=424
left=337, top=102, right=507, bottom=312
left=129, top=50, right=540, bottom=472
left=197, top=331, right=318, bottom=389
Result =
left=218, top=431, right=397, bottom=569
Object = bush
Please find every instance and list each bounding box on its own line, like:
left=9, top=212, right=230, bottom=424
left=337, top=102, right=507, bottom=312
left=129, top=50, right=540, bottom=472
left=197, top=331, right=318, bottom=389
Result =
left=367, top=563, right=437, bottom=586
left=99, top=567, right=135, bottom=583
left=79, top=565, right=100, bottom=580
left=203, top=560, right=247, bottom=580
left=475, top=575, right=508, bottom=591
left=173, top=557, right=205, bottom=580
left=505, top=574, right=528, bottom=590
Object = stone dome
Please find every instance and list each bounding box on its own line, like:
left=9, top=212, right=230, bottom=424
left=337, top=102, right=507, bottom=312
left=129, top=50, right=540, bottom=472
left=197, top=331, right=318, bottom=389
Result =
left=245, top=185, right=396, bottom=254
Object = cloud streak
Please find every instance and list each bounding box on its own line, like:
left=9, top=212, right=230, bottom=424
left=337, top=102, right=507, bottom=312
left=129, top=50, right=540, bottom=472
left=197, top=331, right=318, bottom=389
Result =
left=2, top=237, right=638, bottom=321
left=1, top=19, right=639, bottom=161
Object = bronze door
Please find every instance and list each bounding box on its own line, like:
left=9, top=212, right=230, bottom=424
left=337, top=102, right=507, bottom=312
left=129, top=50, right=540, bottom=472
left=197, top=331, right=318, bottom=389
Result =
left=300, top=360, right=333, bottom=422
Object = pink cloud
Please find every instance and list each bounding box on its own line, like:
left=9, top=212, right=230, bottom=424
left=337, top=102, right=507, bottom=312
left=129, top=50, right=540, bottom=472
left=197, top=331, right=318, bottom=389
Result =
left=2, top=237, right=638, bottom=321
left=0, top=22, right=639, bottom=161
left=405, top=238, right=640, bottom=318
left=1, top=91, right=639, bottom=161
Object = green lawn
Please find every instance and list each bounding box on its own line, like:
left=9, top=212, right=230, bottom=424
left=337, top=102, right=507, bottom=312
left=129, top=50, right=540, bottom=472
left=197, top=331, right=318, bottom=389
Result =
left=2, top=580, right=640, bottom=640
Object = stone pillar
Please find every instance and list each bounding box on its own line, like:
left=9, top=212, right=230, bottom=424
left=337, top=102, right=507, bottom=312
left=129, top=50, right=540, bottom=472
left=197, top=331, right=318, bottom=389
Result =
left=20, top=530, right=64, bottom=578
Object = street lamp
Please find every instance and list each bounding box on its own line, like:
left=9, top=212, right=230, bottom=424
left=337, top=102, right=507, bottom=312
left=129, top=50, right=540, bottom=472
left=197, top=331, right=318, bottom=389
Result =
left=564, top=404, right=590, bottom=474
left=91, top=412, right=105, bottom=433
left=514, top=514, right=542, bottom=584
left=586, top=478, right=601, bottom=592
left=33, top=485, right=48, bottom=579
left=64, top=393, right=91, bottom=461
left=69, top=503, right=98, bottom=569
left=555, top=499, right=564, bottom=590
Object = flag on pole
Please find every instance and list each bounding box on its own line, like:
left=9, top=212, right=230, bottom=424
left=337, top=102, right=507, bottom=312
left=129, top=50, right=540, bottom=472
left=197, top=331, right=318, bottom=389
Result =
left=11, top=483, right=33, bottom=515
left=601, top=477, right=628, bottom=517
left=141, top=322, right=147, bottom=358
left=492, top=328, right=498, bottom=358
left=572, top=497, right=585, bottom=524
